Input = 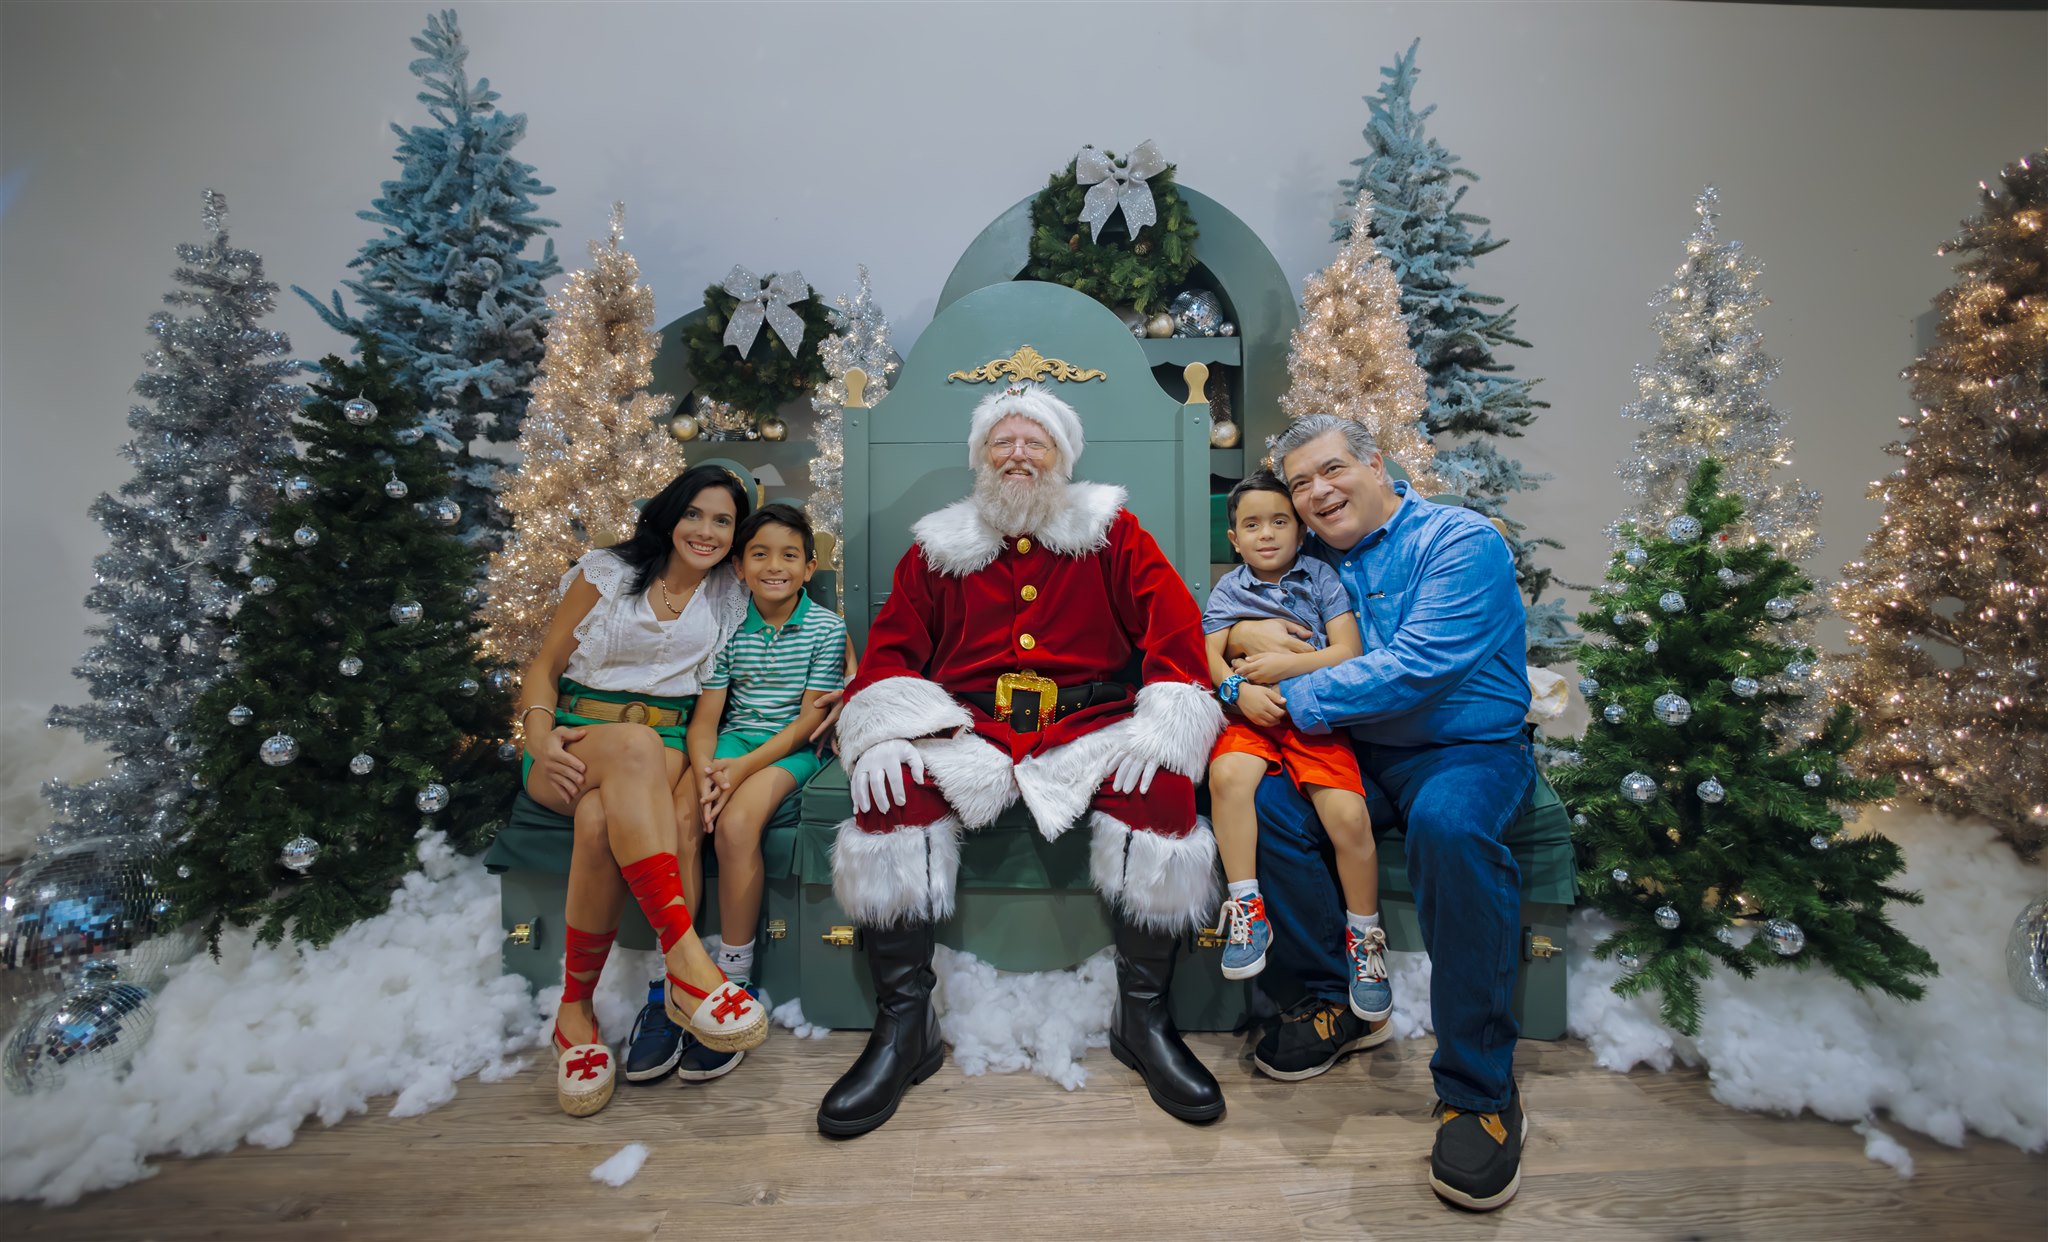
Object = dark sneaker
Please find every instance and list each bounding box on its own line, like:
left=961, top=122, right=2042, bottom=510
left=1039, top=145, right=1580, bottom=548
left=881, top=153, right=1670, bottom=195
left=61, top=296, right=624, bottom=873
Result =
left=1251, top=996, right=1391, bottom=1081
left=1430, top=1084, right=1527, bottom=1211
left=623, top=993, right=684, bottom=1083
left=676, top=980, right=756, bottom=1083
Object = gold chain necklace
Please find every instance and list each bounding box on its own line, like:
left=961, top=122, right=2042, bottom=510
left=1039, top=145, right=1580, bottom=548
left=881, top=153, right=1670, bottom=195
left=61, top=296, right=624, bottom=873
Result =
left=658, top=573, right=692, bottom=617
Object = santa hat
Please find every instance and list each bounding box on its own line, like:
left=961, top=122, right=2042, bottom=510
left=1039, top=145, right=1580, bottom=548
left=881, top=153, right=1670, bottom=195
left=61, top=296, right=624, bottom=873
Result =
left=967, top=383, right=1083, bottom=476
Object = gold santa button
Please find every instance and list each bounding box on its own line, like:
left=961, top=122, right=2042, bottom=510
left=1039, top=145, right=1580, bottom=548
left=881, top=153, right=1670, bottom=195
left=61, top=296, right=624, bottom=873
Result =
left=1018, top=633, right=1037, bottom=650
left=1020, top=585, right=1038, bottom=601
left=1015, top=537, right=1032, bottom=554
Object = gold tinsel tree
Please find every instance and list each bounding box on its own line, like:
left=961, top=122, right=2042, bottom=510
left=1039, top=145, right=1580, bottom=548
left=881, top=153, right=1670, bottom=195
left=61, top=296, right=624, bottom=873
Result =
left=1836, top=151, right=2048, bottom=858
left=1280, top=192, right=1438, bottom=489
left=482, top=204, right=683, bottom=671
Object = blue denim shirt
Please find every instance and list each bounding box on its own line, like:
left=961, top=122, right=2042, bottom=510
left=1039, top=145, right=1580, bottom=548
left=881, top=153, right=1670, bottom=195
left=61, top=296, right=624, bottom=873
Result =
left=1279, top=482, right=1528, bottom=748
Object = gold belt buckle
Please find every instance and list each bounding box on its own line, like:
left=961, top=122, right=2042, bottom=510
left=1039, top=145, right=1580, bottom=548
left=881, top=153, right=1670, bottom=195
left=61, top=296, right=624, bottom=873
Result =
left=993, top=672, right=1059, bottom=727
left=620, top=700, right=651, bottom=725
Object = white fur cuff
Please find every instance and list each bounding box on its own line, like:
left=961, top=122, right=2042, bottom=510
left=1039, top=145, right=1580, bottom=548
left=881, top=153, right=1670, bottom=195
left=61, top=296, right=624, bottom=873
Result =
left=830, top=818, right=962, bottom=928
left=1123, top=680, right=1226, bottom=778
left=1089, top=813, right=1220, bottom=934
left=839, top=675, right=974, bottom=769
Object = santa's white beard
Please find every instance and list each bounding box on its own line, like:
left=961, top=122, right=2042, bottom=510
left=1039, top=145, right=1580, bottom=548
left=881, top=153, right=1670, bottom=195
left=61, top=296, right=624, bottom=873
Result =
left=973, top=462, right=1067, bottom=536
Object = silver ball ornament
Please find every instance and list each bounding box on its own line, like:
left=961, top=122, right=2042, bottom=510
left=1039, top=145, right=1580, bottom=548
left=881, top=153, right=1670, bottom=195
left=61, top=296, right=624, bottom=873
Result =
left=1624, top=546, right=1648, bottom=568
left=279, top=834, right=319, bottom=873
left=1695, top=777, right=1725, bottom=803
left=1572, top=813, right=1588, bottom=827
left=349, top=753, right=375, bottom=776
left=1654, top=904, right=1682, bottom=930
left=1611, top=867, right=1629, bottom=883
left=293, top=526, right=319, bottom=547
left=1653, top=693, right=1693, bottom=725
left=1611, top=611, right=1630, bottom=627
left=227, top=704, right=253, bottom=727
left=1810, top=834, right=1830, bottom=850
left=456, top=677, right=479, bottom=697
left=285, top=476, right=316, bottom=502
left=1803, top=770, right=1823, bottom=788
left=415, top=783, right=450, bottom=814
left=1603, top=704, right=1627, bottom=724
left=1785, top=660, right=1812, bottom=679
left=338, top=655, right=363, bottom=677
left=497, top=741, right=520, bottom=764
left=485, top=669, right=515, bottom=693
left=384, top=477, right=410, bottom=499
left=259, top=734, right=299, bottom=766
left=428, top=499, right=461, bottom=527
left=1217, top=322, right=1236, bottom=337
left=1208, top=419, right=1241, bottom=449
left=1664, top=515, right=1702, bottom=543
left=1578, top=677, right=1599, bottom=698
left=1763, top=918, right=1805, bottom=956
left=1617, top=950, right=1641, bottom=971
left=2005, top=897, right=2048, bottom=1010
left=1643, top=639, right=1661, bottom=654
left=390, top=600, right=424, bottom=626
left=1621, top=772, right=1658, bottom=804
left=1717, top=567, right=1738, bottom=585
left=1129, top=322, right=1147, bottom=339
left=248, top=575, right=276, bottom=596
left=1658, top=591, right=1687, bottom=613
left=1731, top=676, right=1760, bottom=698
left=1765, top=597, right=1797, bottom=621
left=342, top=395, right=379, bottom=425
left=1716, top=926, right=1739, bottom=946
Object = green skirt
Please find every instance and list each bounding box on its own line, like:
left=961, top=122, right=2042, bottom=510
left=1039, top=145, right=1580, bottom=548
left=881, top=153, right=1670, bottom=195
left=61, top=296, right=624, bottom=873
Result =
left=520, top=677, right=696, bottom=787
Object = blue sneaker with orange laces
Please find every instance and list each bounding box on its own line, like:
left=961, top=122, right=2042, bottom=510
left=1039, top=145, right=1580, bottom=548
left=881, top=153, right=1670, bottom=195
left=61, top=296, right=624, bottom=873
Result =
left=1218, top=895, right=1272, bottom=980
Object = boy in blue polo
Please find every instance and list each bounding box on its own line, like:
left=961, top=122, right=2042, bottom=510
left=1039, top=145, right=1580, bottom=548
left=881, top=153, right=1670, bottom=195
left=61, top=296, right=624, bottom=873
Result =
left=675, top=503, right=845, bottom=1077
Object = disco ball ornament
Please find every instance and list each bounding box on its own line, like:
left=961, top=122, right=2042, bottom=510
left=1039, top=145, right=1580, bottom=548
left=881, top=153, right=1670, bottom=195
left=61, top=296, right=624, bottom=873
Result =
left=293, top=525, right=319, bottom=548
left=1621, top=772, right=1658, bottom=804
left=1696, top=777, right=1725, bottom=803
left=1653, top=905, right=1681, bottom=930
left=1810, top=834, right=1830, bottom=850
left=1169, top=289, right=1224, bottom=337
left=1611, top=611, right=1629, bottom=627
left=1803, top=770, right=1823, bottom=788
left=227, top=704, right=253, bottom=727
left=394, top=425, right=425, bottom=446
left=1763, top=918, right=1806, bottom=956
left=2006, top=897, right=2048, bottom=1009
left=342, top=395, right=379, bottom=425
left=1578, top=677, right=1599, bottom=698
left=259, top=734, right=299, bottom=766
left=248, top=575, right=276, bottom=596
left=384, top=477, right=409, bottom=500
left=349, top=753, right=375, bottom=776
left=1611, top=868, right=1629, bottom=883
left=415, top=783, right=450, bottom=814
left=162, top=732, right=188, bottom=756
left=1217, top=321, right=1236, bottom=337
left=759, top=416, right=788, bottom=442
left=1664, top=515, right=1702, bottom=543
left=428, top=499, right=461, bottom=527
left=1785, top=660, right=1812, bottom=679
left=338, top=655, right=363, bottom=677
left=496, top=741, right=520, bottom=764
left=1765, top=596, right=1797, bottom=621
left=1653, top=693, right=1693, bottom=725
left=390, top=600, right=424, bottom=626
left=485, top=669, right=515, bottom=693
left=279, top=835, right=319, bottom=873
left=1129, top=322, right=1147, bottom=338
left=3, top=981, right=158, bottom=1095
left=1624, top=546, right=1648, bottom=568
left=1717, top=567, right=1737, bottom=584
left=1209, top=419, right=1241, bottom=449
left=285, top=476, right=316, bottom=503
left=1731, top=676, right=1760, bottom=699
left=1643, top=639, right=1661, bottom=654
left=1616, top=950, right=1641, bottom=971
left=1716, top=926, right=1739, bottom=946
left=218, top=634, right=242, bottom=661
left=1603, top=704, right=1627, bottom=724
left=1658, top=591, right=1686, bottom=614
left=456, top=678, right=479, bottom=697
left=1572, top=813, right=1588, bottom=827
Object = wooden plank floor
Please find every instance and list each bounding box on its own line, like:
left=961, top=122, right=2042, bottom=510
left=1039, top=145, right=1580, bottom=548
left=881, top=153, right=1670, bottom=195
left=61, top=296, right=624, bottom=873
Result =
left=13, top=1030, right=2042, bottom=1241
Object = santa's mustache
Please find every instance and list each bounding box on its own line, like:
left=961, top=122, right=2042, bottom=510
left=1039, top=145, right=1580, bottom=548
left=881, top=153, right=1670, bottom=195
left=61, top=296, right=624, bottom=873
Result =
left=973, top=460, right=1066, bottom=534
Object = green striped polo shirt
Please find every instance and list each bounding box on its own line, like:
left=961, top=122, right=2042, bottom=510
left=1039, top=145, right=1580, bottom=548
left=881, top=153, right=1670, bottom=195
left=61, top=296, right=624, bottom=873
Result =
left=704, top=589, right=848, bottom=735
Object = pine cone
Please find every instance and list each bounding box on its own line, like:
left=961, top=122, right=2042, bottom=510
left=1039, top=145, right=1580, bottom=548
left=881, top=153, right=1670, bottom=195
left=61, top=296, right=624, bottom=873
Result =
left=1067, top=233, right=1081, bottom=251
left=1134, top=240, right=1152, bottom=256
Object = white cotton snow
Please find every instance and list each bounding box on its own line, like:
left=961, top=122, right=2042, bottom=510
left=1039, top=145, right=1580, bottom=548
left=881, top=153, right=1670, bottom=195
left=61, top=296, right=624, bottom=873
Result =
left=932, top=944, right=1116, bottom=1089
left=0, top=832, right=544, bottom=1206
left=1567, top=804, right=2048, bottom=1168
left=771, top=997, right=832, bottom=1040
left=590, top=1142, right=649, bottom=1186
left=1855, top=1120, right=1916, bottom=1177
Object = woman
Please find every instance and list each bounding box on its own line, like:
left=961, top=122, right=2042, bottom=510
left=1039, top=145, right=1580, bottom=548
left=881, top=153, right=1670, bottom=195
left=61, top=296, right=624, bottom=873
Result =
left=518, top=464, right=768, bottom=1117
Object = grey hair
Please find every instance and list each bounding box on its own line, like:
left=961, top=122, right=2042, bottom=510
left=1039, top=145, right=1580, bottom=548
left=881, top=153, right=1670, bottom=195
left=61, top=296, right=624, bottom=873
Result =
left=1266, top=415, right=1378, bottom=481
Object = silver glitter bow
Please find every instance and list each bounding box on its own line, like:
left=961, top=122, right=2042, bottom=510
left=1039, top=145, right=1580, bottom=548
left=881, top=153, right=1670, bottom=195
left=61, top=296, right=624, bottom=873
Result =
left=721, top=266, right=810, bottom=357
left=1075, top=141, right=1168, bottom=243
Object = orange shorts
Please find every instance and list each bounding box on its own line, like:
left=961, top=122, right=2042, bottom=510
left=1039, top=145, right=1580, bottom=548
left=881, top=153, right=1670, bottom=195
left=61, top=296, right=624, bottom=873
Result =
left=1209, top=719, right=1366, bottom=796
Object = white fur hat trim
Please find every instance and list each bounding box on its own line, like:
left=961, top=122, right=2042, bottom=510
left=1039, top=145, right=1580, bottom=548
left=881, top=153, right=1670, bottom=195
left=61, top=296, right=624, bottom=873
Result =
left=967, top=383, right=1084, bottom=474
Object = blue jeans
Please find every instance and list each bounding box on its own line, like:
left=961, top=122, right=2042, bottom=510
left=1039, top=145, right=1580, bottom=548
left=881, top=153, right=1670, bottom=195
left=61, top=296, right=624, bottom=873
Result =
left=1255, top=736, right=1535, bottom=1112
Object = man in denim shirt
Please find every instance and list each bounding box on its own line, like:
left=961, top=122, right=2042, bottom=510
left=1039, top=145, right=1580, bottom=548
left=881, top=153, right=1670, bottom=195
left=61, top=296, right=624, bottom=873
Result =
left=1228, top=414, right=1534, bottom=1212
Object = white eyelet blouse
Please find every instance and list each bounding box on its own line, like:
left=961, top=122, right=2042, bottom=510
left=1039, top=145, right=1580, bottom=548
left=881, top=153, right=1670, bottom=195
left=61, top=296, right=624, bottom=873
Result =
left=557, top=549, right=747, bottom=698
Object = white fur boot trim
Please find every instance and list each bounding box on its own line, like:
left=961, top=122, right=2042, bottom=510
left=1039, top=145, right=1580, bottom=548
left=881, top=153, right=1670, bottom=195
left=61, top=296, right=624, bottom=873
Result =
left=830, top=817, right=962, bottom=927
left=1089, top=812, right=1221, bottom=934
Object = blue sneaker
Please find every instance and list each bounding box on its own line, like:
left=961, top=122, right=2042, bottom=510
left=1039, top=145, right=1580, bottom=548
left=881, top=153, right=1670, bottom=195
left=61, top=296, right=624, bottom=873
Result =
left=676, top=980, right=755, bottom=1083
left=1347, top=926, right=1393, bottom=1022
left=1218, top=895, right=1271, bottom=980
left=624, top=985, right=684, bottom=1083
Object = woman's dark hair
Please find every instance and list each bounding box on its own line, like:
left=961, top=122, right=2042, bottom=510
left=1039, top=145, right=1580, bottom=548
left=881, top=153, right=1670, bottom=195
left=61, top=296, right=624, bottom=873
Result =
left=1225, top=469, right=1293, bottom=526
left=736, top=503, right=816, bottom=562
left=605, top=464, right=753, bottom=594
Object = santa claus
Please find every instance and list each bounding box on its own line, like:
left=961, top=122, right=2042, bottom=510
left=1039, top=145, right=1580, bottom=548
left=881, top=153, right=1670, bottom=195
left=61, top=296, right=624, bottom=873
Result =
left=817, top=382, right=1226, bottom=1137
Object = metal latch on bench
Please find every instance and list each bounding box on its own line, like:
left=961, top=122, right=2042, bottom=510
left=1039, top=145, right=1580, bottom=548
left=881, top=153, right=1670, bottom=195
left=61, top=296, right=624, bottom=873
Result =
left=1524, top=930, right=1559, bottom=960
left=823, top=925, right=856, bottom=947
left=508, top=919, right=540, bottom=948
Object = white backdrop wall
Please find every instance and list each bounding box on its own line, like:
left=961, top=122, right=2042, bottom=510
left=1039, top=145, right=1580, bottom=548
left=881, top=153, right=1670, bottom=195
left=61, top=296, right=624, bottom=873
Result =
left=2, top=1, right=2042, bottom=715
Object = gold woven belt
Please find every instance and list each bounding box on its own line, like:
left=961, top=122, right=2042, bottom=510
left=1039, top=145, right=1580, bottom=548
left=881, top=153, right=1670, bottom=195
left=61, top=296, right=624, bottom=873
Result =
left=560, top=696, right=685, bottom=728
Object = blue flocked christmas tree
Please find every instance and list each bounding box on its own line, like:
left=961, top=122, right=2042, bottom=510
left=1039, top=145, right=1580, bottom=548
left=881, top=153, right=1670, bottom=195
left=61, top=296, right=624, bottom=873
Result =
left=1335, top=39, right=1574, bottom=665
left=296, top=9, right=558, bottom=552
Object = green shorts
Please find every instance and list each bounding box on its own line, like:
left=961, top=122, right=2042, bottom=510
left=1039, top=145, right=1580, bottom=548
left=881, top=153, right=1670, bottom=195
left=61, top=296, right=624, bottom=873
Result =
left=521, top=678, right=695, bottom=789
left=714, top=726, right=827, bottom=790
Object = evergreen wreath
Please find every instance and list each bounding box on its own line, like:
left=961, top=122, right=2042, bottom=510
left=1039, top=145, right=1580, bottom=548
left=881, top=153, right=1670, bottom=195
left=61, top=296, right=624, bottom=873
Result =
left=681, top=279, right=832, bottom=414
left=1024, top=154, right=1199, bottom=314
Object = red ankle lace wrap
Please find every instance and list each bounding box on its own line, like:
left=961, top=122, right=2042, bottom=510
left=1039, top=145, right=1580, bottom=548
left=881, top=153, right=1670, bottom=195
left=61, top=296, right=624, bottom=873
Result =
left=560, top=925, right=617, bottom=1004
left=619, top=853, right=693, bottom=953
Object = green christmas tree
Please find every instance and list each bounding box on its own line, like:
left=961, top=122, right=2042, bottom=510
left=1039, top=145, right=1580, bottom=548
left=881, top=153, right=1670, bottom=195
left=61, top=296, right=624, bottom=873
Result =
left=1552, top=460, right=1935, bottom=1034
left=171, top=347, right=515, bottom=948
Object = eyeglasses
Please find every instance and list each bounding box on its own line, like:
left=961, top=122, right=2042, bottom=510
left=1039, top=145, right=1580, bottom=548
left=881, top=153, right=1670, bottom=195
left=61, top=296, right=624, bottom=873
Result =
left=989, top=436, right=1054, bottom=459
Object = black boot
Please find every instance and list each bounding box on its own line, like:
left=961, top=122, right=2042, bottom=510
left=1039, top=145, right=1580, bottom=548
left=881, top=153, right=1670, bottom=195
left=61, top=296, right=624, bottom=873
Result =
left=1109, top=917, right=1224, bottom=1123
left=816, top=922, right=944, bottom=1137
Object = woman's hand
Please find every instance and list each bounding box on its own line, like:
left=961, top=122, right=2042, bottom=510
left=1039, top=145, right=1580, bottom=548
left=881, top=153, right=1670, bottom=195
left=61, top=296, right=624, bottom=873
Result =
left=1233, top=651, right=1299, bottom=686
left=1228, top=618, right=1315, bottom=658
left=528, top=724, right=588, bottom=807
left=1237, top=683, right=1290, bottom=729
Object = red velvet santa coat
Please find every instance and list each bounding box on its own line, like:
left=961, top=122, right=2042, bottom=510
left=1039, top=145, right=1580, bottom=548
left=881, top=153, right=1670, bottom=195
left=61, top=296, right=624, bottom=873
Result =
left=837, top=481, right=1224, bottom=862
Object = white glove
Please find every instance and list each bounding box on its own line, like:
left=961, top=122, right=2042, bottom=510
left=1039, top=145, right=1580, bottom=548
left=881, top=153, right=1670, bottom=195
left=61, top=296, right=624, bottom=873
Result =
left=1108, top=746, right=1160, bottom=796
left=851, top=737, right=928, bottom=815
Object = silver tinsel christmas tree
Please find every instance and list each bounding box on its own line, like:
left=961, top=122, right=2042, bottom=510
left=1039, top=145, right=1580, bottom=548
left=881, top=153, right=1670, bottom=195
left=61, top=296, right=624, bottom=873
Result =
left=1615, top=187, right=1830, bottom=740
left=43, top=191, right=305, bottom=848
left=807, top=265, right=896, bottom=584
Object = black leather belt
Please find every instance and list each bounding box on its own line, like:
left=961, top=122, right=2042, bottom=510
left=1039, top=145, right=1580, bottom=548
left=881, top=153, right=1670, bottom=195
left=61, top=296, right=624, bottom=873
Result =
left=960, top=679, right=1127, bottom=734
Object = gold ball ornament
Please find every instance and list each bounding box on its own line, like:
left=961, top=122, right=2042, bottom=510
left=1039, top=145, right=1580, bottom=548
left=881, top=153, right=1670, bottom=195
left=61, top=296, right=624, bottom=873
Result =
left=1145, top=313, right=1176, bottom=339
left=759, top=416, right=788, bottom=442
left=669, top=414, right=700, bottom=442
left=1209, top=419, right=1242, bottom=449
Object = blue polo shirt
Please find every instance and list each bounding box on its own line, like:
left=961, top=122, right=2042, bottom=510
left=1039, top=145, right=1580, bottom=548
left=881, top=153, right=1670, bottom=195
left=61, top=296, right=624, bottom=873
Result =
left=1279, top=482, right=1528, bottom=748
left=1202, top=555, right=1353, bottom=649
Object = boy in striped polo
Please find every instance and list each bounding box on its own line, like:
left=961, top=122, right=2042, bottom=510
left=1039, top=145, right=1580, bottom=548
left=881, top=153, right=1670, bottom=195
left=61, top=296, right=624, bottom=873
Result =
left=680, top=504, right=846, bottom=1075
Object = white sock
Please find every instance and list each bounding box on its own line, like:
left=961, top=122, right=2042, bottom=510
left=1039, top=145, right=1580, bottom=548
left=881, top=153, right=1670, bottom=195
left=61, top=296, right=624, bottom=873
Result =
left=1227, top=879, right=1260, bottom=901
left=1346, top=910, right=1381, bottom=935
left=717, top=939, right=755, bottom=983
